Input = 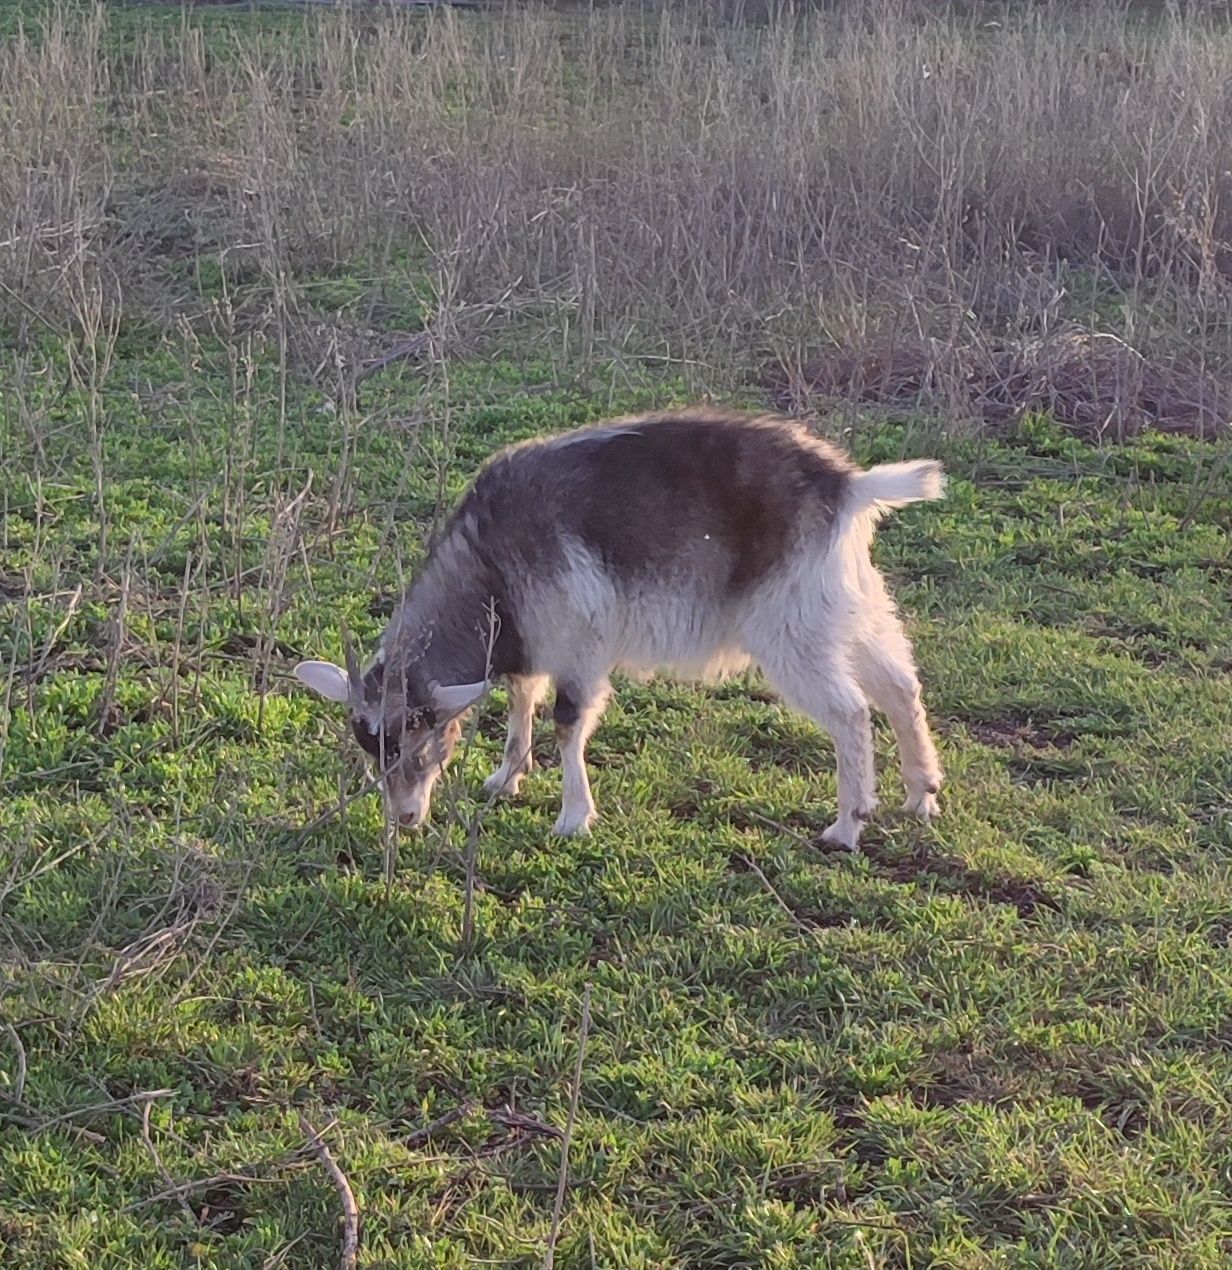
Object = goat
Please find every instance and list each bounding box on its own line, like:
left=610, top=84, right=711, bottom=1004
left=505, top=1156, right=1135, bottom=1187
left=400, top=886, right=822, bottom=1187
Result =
left=294, top=409, right=944, bottom=851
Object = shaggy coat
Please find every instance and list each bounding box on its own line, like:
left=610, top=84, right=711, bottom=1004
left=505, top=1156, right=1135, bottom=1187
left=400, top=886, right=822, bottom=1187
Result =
left=295, top=409, right=944, bottom=849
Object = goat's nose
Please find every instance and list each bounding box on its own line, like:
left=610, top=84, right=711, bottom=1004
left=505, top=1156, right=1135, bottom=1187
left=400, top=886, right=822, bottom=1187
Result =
left=397, top=809, right=426, bottom=831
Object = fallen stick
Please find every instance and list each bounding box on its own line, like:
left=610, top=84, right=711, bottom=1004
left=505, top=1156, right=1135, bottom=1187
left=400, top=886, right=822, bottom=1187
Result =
left=299, top=1113, right=360, bottom=1270
left=735, top=852, right=821, bottom=936
left=2, top=1020, right=26, bottom=1103
left=404, top=1103, right=470, bottom=1149
left=1, top=1087, right=174, bottom=1137
left=140, top=1098, right=196, bottom=1225
left=543, top=984, right=592, bottom=1270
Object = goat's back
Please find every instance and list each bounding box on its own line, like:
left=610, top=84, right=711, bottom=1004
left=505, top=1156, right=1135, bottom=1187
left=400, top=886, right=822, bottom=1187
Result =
left=451, top=410, right=855, bottom=600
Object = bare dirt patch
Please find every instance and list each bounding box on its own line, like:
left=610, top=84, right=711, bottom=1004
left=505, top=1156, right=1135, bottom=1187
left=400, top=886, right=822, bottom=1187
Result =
left=916, top=1049, right=1022, bottom=1108
left=966, top=714, right=1081, bottom=751
left=860, top=843, right=1062, bottom=919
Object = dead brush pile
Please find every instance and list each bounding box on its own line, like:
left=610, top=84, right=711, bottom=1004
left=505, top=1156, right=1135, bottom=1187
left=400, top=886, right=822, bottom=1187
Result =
left=765, top=329, right=1232, bottom=440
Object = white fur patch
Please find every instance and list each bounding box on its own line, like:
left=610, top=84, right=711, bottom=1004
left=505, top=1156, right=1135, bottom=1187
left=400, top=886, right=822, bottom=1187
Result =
left=544, top=425, right=640, bottom=450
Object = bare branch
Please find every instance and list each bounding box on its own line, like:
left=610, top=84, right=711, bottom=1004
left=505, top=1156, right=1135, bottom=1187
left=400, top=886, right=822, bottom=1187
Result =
left=404, top=1102, right=470, bottom=1150
left=0, top=1087, right=174, bottom=1138
left=544, top=984, right=592, bottom=1270
left=735, top=853, right=822, bottom=936
left=488, top=1106, right=564, bottom=1141
left=299, top=1113, right=360, bottom=1270
left=26, top=583, right=83, bottom=684
left=140, top=1098, right=197, bottom=1225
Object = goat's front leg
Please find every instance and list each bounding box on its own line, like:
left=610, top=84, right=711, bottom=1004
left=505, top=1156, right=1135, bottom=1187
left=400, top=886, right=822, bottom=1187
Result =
left=551, top=678, right=610, bottom=836
left=484, top=675, right=548, bottom=798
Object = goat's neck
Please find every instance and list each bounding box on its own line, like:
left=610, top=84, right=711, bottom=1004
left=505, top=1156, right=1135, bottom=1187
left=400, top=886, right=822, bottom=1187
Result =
left=387, top=568, right=499, bottom=691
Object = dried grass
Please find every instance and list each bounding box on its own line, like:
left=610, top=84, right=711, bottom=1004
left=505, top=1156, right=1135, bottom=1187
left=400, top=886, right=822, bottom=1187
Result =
left=3, top=1, right=1232, bottom=414
left=765, top=327, right=1232, bottom=440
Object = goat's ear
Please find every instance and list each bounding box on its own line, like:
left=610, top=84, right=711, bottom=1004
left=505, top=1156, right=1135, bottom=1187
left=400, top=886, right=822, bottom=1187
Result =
left=430, top=679, right=488, bottom=717
left=294, top=660, right=352, bottom=704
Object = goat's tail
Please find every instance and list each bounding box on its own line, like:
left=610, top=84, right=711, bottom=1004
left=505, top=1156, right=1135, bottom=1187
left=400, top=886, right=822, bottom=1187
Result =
left=842, top=459, right=946, bottom=522
left=819, top=458, right=943, bottom=611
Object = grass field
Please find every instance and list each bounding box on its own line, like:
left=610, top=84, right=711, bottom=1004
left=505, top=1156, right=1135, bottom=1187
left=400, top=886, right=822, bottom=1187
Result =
left=4, top=334, right=1232, bottom=1267
left=3, top=2, right=1232, bottom=1267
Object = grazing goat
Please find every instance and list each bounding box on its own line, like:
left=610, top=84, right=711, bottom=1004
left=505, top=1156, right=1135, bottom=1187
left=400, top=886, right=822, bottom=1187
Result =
left=295, top=409, right=944, bottom=850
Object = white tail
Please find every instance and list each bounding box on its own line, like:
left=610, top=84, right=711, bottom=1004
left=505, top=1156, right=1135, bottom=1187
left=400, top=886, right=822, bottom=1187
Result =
left=845, top=460, right=946, bottom=515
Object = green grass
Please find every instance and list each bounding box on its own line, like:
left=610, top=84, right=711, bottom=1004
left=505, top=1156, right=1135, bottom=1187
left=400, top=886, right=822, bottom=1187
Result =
left=2, top=326, right=1231, bottom=1268
left=0, top=0, right=311, bottom=44
left=5, top=0, right=1232, bottom=1261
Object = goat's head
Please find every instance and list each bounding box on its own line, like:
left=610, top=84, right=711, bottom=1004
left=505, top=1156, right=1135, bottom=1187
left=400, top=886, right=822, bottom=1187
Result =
left=294, top=634, right=485, bottom=830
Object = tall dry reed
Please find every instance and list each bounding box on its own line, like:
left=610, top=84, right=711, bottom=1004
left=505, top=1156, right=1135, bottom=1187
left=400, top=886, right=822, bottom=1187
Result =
left=2, top=1, right=1231, bottom=385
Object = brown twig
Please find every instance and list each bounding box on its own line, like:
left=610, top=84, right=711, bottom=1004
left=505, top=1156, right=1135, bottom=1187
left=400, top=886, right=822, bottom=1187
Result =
left=0, top=837, right=93, bottom=908
left=125, top=1160, right=313, bottom=1214
left=544, top=983, right=592, bottom=1270
left=140, top=1098, right=197, bottom=1224
left=460, top=600, right=505, bottom=949
left=290, top=769, right=385, bottom=849
left=741, top=808, right=816, bottom=848
left=26, top=583, right=83, bottom=684
left=0, top=1097, right=106, bottom=1146
left=352, top=330, right=432, bottom=385
left=256, top=470, right=314, bottom=733
left=488, top=1106, right=564, bottom=1141
left=0, top=1087, right=174, bottom=1138
left=735, top=853, right=821, bottom=936
left=299, top=1113, right=360, bottom=1270
left=260, top=1230, right=313, bottom=1269
left=351, top=288, right=520, bottom=394
left=96, top=545, right=134, bottom=738
left=404, top=1103, right=470, bottom=1149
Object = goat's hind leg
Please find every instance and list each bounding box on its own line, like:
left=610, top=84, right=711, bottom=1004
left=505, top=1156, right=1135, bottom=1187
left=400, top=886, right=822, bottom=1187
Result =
left=484, top=674, right=548, bottom=798
left=851, top=583, right=942, bottom=820
left=755, top=639, right=877, bottom=852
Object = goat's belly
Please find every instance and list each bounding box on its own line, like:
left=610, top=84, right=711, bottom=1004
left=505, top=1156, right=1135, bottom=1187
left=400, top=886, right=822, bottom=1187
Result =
left=609, top=591, right=750, bottom=683
left=616, top=648, right=752, bottom=683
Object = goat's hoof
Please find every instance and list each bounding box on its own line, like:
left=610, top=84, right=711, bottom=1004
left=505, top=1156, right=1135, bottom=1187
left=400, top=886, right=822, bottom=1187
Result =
left=820, top=819, right=862, bottom=853
left=903, top=789, right=941, bottom=821
left=483, top=767, right=526, bottom=798
left=553, top=806, right=597, bottom=837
